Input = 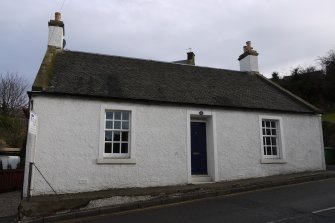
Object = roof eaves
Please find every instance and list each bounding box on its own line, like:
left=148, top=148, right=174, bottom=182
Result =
left=28, top=91, right=317, bottom=115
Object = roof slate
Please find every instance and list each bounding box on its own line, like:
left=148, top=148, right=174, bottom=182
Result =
left=36, top=50, right=318, bottom=113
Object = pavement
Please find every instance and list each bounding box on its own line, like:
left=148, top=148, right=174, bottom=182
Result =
left=0, top=191, right=21, bottom=223
left=19, top=170, right=335, bottom=223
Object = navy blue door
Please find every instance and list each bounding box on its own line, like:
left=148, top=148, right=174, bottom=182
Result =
left=191, top=122, right=207, bottom=175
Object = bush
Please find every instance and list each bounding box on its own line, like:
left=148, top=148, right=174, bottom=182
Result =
left=323, top=121, right=335, bottom=147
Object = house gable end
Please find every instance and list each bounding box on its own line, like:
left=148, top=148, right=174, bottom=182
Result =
left=32, top=47, right=60, bottom=91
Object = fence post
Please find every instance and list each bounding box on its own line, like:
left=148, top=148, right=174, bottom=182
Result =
left=27, top=162, right=33, bottom=200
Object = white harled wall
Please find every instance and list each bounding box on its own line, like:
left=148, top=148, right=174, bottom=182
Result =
left=23, top=96, right=324, bottom=196
left=48, top=26, right=63, bottom=48
left=239, top=55, right=259, bottom=72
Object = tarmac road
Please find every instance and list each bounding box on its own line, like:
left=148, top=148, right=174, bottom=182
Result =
left=61, top=178, right=335, bottom=223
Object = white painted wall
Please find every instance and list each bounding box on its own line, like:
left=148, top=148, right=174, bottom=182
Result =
left=216, top=111, right=324, bottom=181
left=23, top=95, right=324, bottom=196
left=239, top=55, right=259, bottom=72
left=48, top=26, right=63, bottom=48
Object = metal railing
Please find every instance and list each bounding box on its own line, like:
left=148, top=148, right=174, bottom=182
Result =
left=27, top=162, right=60, bottom=200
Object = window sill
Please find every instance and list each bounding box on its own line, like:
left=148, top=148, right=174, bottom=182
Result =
left=261, top=158, right=286, bottom=164
left=96, top=158, right=136, bottom=164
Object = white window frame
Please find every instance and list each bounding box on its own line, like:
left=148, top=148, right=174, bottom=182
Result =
left=97, top=105, right=136, bottom=164
left=259, top=115, right=286, bottom=164
left=104, top=110, right=130, bottom=158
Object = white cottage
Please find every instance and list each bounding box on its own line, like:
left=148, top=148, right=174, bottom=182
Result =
left=23, top=13, right=325, bottom=197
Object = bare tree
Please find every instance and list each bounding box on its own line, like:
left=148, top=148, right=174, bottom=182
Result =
left=0, top=72, right=28, bottom=116
left=319, top=50, right=335, bottom=73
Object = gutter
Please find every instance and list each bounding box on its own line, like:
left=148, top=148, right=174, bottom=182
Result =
left=27, top=91, right=318, bottom=115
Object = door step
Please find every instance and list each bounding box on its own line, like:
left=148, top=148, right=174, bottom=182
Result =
left=191, top=175, right=212, bottom=184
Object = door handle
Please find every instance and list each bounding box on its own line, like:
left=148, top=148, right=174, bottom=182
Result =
left=193, top=152, right=200, bottom=155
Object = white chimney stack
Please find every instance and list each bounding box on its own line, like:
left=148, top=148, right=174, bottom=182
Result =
left=238, top=41, right=259, bottom=72
left=48, top=12, right=65, bottom=49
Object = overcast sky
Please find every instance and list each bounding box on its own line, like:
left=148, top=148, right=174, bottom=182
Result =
left=1, top=0, right=335, bottom=85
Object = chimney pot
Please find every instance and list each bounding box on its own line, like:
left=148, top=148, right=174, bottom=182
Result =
left=55, top=12, right=61, bottom=22
left=238, top=41, right=259, bottom=72
left=48, top=12, right=65, bottom=49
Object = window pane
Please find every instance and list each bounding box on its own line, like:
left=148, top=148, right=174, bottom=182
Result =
left=106, top=121, right=113, bottom=129
left=113, top=131, right=120, bottom=141
left=272, top=147, right=277, bottom=155
left=114, top=121, right=121, bottom=129
left=113, top=143, right=120, bottom=153
left=266, top=129, right=271, bottom=135
left=266, top=121, right=270, bottom=127
left=271, top=137, right=277, bottom=146
left=105, top=143, right=112, bottom=153
left=262, top=121, right=265, bottom=127
left=266, top=147, right=272, bottom=155
left=271, top=121, right=276, bottom=128
left=106, top=112, right=113, bottom=120
left=266, top=137, right=271, bottom=145
left=121, top=143, right=128, bottom=153
left=264, top=147, right=266, bottom=155
left=122, top=132, right=128, bottom=141
left=122, top=112, right=129, bottom=121
left=115, top=112, right=121, bottom=120
left=271, top=129, right=276, bottom=136
left=122, top=121, right=129, bottom=130
left=263, top=137, right=265, bottom=145
left=262, top=129, right=265, bottom=135
left=105, top=131, right=113, bottom=141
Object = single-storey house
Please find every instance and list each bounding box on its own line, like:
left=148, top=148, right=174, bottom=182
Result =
left=23, top=13, right=325, bottom=197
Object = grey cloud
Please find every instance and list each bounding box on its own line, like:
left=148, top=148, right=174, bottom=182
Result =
left=0, top=0, right=335, bottom=84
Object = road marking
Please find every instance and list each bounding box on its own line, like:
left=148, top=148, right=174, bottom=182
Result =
left=266, top=206, right=335, bottom=223
left=312, top=206, right=335, bottom=214
left=266, top=214, right=306, bottom=223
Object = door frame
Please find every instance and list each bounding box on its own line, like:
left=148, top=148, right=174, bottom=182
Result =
left=187, top=109, right=218, bottom=183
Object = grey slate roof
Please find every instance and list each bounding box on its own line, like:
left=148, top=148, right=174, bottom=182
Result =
left=37, top=50, right=318, bottom=113
left=172, top=60, right=188, bottom=65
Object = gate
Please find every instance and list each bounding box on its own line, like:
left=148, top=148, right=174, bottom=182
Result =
left=0, top=169, right=24, bottom=193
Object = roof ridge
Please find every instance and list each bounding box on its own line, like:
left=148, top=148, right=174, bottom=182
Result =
left=63, top=49, right=247, bottom=74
